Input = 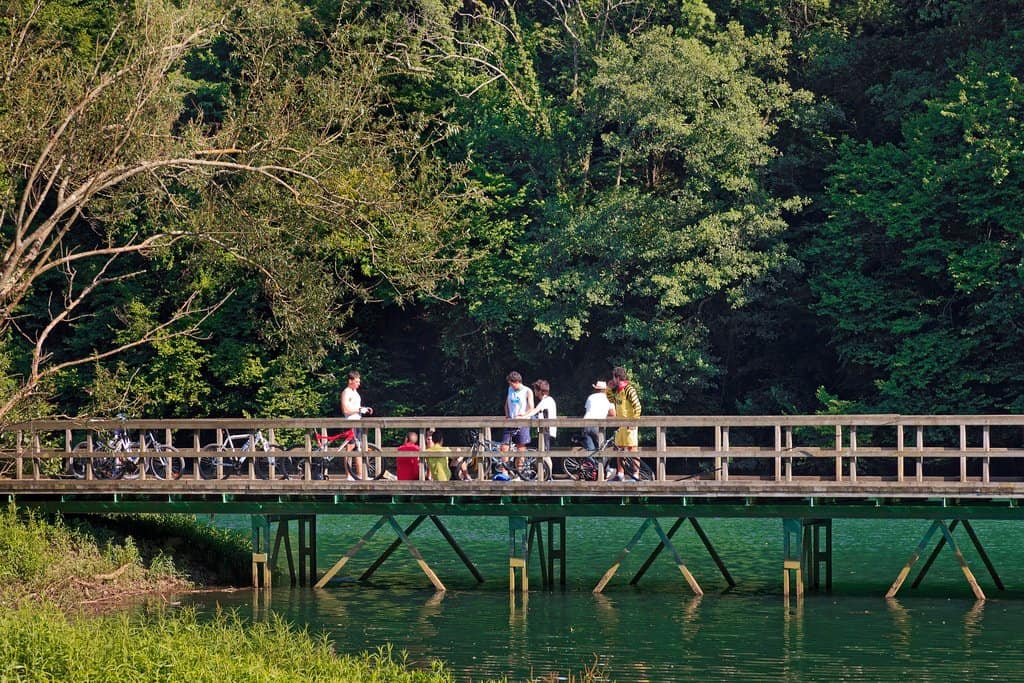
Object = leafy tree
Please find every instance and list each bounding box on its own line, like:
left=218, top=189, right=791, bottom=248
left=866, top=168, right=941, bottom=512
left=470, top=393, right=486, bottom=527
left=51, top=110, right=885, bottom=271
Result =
left=0, top=0, right=472, bottom=421
left=810, top=41, right=1024, bottom=412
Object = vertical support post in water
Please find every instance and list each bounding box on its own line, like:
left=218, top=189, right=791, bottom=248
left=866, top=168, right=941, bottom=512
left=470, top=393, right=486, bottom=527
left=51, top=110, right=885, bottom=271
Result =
left=783, top=519, right=803, bottom=599
left=509, top=516, right=529, bottom=594
left=251, top=515, right=272, bottom=591
left=528, top=517, right=566, bottom=590
left=298, top=515, right=317, bottom=587
left=271, top=517, right=295, bottom=585
left=801, top=519, right=832, bottom=592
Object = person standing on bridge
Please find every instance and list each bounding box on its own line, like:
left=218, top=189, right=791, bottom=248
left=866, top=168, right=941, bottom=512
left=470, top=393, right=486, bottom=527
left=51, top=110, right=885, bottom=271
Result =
left=500, top=371, right=533, bottom=452
left=341, top=370, right=372, bottom=480
left=522, top=379, right=557, bottom=448
left=582, top=380, right=612, bottom=451
left=606, top=366, right=641, bottom=481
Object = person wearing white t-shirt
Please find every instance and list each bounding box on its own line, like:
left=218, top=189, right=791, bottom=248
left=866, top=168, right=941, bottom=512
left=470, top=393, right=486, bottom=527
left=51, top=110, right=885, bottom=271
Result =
left=341, top=370, right=372, bottom=480
left=522, top=379, right=557, bottom=450
left=582, top=380, right=612, bottom=451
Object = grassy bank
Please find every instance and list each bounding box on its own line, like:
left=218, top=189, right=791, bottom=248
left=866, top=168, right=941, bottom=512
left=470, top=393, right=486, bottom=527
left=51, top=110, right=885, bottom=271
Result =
left=0, top=506, right=461, bottom=681
left=0, top=505, right=248, bottom=609
left=0, top=604, right=451, bottom=682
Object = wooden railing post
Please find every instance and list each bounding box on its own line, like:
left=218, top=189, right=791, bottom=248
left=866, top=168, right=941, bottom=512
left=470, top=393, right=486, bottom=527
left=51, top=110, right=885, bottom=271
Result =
left=834, top=425, right=842, bottom=482
left=983, top=424, right=990, bottom=483
left=897, top=424, right=905, bottom=483
left=849, top=426, right=857, bottom=483
left=915, top=426, right=924, bottom=482
left=655, top=427, right=666, bottom=481
left=774, top=425, right=782, bottom=482
left=959, top=424, right=967, bottom=483
left=721, top=426, right=730, bottom=482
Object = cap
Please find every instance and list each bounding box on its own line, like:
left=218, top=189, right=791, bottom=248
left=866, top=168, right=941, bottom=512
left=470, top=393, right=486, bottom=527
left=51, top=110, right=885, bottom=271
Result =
left=593, top=380, right=608, bottom=390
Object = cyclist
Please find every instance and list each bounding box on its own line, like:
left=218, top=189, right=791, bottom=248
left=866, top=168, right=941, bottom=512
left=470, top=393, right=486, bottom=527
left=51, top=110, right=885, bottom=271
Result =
left=341, top=370, right=373, bottom=480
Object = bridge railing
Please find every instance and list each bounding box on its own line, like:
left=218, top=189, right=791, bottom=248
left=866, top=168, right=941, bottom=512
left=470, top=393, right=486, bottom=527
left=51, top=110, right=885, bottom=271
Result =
left=3, top=414, right=1024, bottom=483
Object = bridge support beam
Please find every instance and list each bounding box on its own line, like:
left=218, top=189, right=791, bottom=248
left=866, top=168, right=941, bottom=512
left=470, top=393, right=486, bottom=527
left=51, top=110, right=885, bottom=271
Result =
left=251, top=516, right=272, bottom=591
left=527, top=517, right=566, bottom=589
left=802, top=519, right=832, bottom=592
left=782, top=519, right=803, bottom=599
left=266, top=515, right=317, bottom=587
left=783, top=518, right=833, bottom=598
left=252, top=515, right=317, bottom=590
left=593, top=518, right=703, bottom=595
left=630, top=518, right=736, bottom=589
left=509, top=516, right=528, bottom=594
left=887, top=520, right=995, bottom=601
left=314, top=515, right=446, bottom=592
left=359, top=515, right=483, bottom=585
left=910, top=519, right=1004, bottom=592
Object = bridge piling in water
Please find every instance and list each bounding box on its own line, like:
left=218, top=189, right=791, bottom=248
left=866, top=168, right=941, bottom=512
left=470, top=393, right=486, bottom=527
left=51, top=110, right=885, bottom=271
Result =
left=527, top=517, right=566, bottom=589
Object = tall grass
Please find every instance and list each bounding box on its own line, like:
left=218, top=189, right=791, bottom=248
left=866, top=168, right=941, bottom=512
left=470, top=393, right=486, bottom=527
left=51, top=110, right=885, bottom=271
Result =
left=0, top=605, right=455, bottom=682
left=0, top=506, right=255, bottom=609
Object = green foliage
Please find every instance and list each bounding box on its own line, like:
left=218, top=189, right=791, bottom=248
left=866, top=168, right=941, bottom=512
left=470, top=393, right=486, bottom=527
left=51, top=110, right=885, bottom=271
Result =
left=4, top=0, right=1024, bottom=420
left=810, top=37, right=1024, bottom=412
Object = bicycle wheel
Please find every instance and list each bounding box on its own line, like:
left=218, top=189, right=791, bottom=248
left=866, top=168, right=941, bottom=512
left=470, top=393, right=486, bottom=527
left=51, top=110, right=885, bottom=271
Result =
left=198, top=444, right=222, bottom=480
left=517, top=457, right=550, bottom=482
left=563, top=455, right=598, bottom=481
left=149, top=446, right=183, bottom=480
left=69, top=442, right=91, bottom=478
left=252, top=445, right=284, bottom=480
left=628, top=457, right=655, bottom=481
left=358, top=444, right=383, bottom=479
left=285, top=446, right=326, bottom=480
left=93, top=455, right=122, bottom=479
left=120, top=452, right=144, bottom=480
left=70, top=442, right=122, bottom=479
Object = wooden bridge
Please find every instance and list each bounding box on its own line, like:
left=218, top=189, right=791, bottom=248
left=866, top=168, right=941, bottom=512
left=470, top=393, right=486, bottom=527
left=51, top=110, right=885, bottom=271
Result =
left=4, top=414, right=1024, bottom=600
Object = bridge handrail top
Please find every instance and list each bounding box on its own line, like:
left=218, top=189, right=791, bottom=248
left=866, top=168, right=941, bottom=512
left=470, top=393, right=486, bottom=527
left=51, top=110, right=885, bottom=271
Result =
left=8, top=413, right=1024, bottom=432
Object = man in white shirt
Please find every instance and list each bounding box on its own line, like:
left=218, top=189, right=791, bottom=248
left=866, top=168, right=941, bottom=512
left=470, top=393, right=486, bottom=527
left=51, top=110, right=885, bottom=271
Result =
left=341, top=370, right=372, bottom=480
left=582, top=380, right=612, bottom=451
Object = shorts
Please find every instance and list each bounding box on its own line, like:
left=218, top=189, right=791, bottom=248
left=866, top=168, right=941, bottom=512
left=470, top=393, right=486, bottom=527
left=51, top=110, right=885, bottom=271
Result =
left=502, top=426, right=531, bottom=446
left=615, top=427, right=638, bottom=449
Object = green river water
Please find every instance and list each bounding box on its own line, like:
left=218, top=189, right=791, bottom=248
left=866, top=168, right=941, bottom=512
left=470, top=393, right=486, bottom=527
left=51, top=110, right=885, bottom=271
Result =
left=181, top=516, right=1024, bottom=681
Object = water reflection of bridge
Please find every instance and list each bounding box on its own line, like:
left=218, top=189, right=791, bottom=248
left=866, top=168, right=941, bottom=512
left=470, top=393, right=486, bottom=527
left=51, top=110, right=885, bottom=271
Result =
left=4, top=415, right=1024, bottom=600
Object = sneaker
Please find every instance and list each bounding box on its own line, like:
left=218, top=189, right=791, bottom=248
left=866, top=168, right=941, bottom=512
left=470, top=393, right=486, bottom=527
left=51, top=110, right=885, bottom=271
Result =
left=493, top=472, right=511, bottom=481
left=605, top=467, right=616, bottom=479
left=607, top=472, right=625, bottom=482
left=345, top=474, right=356, bottom=481
left=382, top=471, right=397, bottom=481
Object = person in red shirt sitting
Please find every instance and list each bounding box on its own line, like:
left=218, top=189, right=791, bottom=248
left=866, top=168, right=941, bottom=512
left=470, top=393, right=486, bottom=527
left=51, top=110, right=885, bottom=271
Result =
left=396, top=431, right=421, bottom=480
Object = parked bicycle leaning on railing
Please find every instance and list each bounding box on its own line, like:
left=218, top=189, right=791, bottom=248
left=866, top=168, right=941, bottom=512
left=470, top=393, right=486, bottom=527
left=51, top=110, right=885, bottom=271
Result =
left=198, top=430, right=283, bottom=480
left=68, top=416, right=183, bottom=480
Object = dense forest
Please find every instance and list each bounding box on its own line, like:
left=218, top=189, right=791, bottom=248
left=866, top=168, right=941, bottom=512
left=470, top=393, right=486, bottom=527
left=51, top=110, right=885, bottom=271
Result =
left=1, top=0, right=1022, bottom=424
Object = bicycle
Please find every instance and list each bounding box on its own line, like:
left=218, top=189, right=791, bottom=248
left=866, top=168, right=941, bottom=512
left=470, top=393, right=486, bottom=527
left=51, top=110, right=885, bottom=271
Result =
left=285, top=428, right=382, bottom=480
left=562, top=435, right=654, bottom=481
left=69, top=420, right=181, bottom=480
left=198, top=430, right=283, bottom=480
left=468, top=429, right=551, bottom=481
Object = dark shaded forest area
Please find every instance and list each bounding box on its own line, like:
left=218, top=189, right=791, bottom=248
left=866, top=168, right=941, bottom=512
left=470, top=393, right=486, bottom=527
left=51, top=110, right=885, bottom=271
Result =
left=2, top=0, right=1022, bottom=424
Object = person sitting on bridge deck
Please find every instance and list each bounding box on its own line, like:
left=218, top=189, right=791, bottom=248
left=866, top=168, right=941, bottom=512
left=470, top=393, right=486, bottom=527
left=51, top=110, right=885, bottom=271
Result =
left=396, top=431, right=421, bottom=481
left=424, top=429, right=452, bottom=482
